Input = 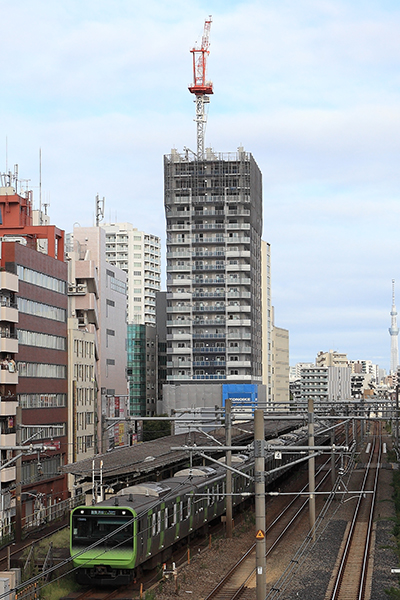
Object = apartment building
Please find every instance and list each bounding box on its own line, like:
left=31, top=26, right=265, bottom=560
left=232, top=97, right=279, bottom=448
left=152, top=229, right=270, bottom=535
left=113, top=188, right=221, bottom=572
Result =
left=101, top=223, right=161, bottom=416
left=101, top=223, right=161, bottom=326
left=71, top=226, right=128, bottom=451
left=0, top=174, right=68, bottom=531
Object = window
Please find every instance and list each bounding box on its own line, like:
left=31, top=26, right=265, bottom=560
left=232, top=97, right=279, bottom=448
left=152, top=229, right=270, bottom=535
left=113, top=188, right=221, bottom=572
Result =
left=18, top=330, right=66, bottom=350
left=18, top=298, right=66, bottom=322
left=17, top=266, right=66, bottom=294
left=17, top=362, right=67, bottom=379
left=19, top=394, right=66, bottom=408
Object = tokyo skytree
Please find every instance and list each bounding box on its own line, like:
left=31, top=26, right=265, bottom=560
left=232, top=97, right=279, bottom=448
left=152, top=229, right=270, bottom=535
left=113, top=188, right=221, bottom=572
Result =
left=389, top=279, right=399, bottom=373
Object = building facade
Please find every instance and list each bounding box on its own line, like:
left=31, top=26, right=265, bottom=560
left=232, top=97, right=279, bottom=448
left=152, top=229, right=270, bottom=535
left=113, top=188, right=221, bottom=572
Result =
left=71, top=226, right=128, bottom=452
left=0, top=175, right=69, bottom=532
left=101, top=223, right=161, bottom=326
left=164, top=147, right=264, bottom=385
left=101, top=223, right=161, bottom=415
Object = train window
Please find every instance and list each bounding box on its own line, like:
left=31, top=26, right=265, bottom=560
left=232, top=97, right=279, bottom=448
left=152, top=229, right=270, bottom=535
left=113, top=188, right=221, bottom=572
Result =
left=152, top=513, right=156, bottom=537
left=164, top=508, right=168, bottom=530
left=187, top=497, right=191, bottom=518
left=157, top=510, right=161, bottom=535
left=208, top=488, right=213, bottom=506
left=173, top=503, right=177, bottom=526
left=179, top=500, right=183, bottom=521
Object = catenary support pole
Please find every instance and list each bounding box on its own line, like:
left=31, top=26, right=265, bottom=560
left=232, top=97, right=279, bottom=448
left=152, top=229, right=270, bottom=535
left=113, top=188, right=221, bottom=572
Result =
left=254, top=409, right=266, bottom=600
left=225, top=398, right=233, bottom=538
left=15, top=405, right=22, bottom=543
left=330, top=428, right=336, bottom=489
left=308, top=398, right=316, bottom=542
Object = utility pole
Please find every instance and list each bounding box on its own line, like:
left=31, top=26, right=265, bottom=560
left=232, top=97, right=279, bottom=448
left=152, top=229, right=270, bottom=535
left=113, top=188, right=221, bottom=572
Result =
left=308, top=397, right=316, bottom=542
left=254, top=409, right=266, bottom=600
left=225, top=399, right=233, bottom=538
left=330, top=428, right=336, bottom=489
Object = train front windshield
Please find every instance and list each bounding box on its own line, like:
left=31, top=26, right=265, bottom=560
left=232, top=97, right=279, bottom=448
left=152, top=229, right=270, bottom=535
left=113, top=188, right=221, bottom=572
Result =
left=72, top=513, right=134, bottom=549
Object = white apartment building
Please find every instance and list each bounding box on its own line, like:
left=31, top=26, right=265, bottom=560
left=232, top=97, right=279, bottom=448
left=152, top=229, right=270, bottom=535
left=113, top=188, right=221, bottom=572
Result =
left=101, top=223, right=161, bottom=326
left=300, top=365, right=351, bottom=403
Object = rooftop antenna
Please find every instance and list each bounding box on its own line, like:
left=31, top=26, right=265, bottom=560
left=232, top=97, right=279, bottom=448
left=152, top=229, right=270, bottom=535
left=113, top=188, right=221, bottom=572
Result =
left=95, top=194, right=105, bottom=227
left=188, top=16, right=213, bottom=159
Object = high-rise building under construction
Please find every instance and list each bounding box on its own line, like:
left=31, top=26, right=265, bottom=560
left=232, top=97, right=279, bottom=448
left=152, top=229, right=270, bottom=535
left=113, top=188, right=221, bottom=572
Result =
left=164, top=147, right=265, bottom=384
left=161, top=18, right=271, bottom=414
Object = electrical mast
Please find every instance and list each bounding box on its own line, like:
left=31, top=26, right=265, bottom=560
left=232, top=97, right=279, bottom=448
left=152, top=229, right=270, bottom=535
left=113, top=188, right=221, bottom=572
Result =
left=389, top=279, right=399, bottom=373
left=188, top=16, right=213, bottom=159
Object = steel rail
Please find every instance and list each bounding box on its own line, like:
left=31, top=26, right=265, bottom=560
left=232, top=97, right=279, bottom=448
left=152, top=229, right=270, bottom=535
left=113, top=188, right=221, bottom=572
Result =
left=329, top=431, right=380, bottom=600
left=204, top=453, right=338, bottom=600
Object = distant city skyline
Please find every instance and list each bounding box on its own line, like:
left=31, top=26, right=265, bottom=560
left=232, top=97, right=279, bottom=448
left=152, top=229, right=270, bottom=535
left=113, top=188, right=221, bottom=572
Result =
left=0, top=1, right=400, bottom=370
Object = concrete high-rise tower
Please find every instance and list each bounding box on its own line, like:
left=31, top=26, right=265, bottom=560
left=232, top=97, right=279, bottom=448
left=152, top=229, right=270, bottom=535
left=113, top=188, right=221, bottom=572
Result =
left=164, top=147, right=263, bottom=383
left=389, top=279, right=399, bottom=373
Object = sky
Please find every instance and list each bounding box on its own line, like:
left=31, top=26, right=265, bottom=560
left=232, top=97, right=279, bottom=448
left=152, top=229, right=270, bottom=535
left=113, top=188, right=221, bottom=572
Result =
left=0, top=0, right=399, bottom=370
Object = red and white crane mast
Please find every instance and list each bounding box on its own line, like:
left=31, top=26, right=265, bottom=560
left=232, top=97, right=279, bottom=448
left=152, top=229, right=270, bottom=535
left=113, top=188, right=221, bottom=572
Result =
left=188, top=16, right=213, bottom=159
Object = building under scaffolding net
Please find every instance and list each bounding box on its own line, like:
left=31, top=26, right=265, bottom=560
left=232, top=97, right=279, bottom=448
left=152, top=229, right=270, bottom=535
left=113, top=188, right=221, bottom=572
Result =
left=164, top=146, right=264, bottom=384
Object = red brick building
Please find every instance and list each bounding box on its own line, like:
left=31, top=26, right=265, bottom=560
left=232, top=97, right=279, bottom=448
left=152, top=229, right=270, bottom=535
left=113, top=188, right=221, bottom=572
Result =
left=0, top=177, right=68, bottom=534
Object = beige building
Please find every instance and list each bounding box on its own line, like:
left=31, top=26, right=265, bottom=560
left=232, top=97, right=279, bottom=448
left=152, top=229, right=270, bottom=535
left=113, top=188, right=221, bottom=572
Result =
left=316, top=350, right=348, bottom=367
left=271, top=307, right=289, bottom=404
left=70, top=227, right=128, bottom=453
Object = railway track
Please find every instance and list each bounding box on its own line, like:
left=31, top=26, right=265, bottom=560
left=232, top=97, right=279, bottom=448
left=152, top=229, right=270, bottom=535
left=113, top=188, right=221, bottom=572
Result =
left=325, top=427, right=381, bottom=600
left=204, top=454, right=338, bottom=600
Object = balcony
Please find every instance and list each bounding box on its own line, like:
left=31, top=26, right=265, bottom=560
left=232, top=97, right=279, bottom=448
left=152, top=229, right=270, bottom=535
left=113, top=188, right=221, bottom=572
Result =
left=193, top=237, right=225, bottom=244
left=192, top=223, right=225, bottom=231
left=227, top=237, right=250, bottom=244
left=192, top=333, right=226, bottom=339
left=193, top=319, right=225, bottom=326
left=0, top=433, right=16, bottom=447
left=167, top=224, right=191, bottom=231
left=168, top=277, right=192, bottom=286
left=226, top=223, right=250, bottom=230
left=226, top=250, right=251, bottom=258
left=226, top=305, right=251, bottom=313
left=192, top=291, right=225, bottom=299
left=192, top=374, right=226, bottom=380
left=167, top=361, right=192, bottom=368
left=0, top=306, right=18, bottom=324
left=0, top=370, right=18, bottom=385
left=167, top=333, right=191, bottom=340
left=227, top=319, right=251, bottom=327
left=193, top=305, right=225, bottom=312
left=167, top=320, right=192, bottom=326
left=0, top=271, right=18, bottom=293
left=193, top=278, right=225, bottom=285
left=193, top=361, right=226, bottom=367
left=226, top=264, right=250, bottom=272
left=0, top=335, right=18, bottom=354
left=227, top=332, right=251, bottom=339
left=0, top=466, right=15, bottom=483
left=194, top=346, right=226, bottom=353
left=0, top=397, right=17, bottom=416
left=227, top=360, right=251, bottom=368
left=227, top=278, right=251, bottom=285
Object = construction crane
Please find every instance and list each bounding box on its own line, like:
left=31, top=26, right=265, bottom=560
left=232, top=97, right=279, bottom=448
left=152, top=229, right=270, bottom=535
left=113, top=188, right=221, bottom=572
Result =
left=188, top=16, right=213, bottom=159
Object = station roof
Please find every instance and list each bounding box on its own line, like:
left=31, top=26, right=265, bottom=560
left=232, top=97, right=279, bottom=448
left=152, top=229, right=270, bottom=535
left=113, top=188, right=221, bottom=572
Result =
left=63, top=419, right=301, bottom=485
